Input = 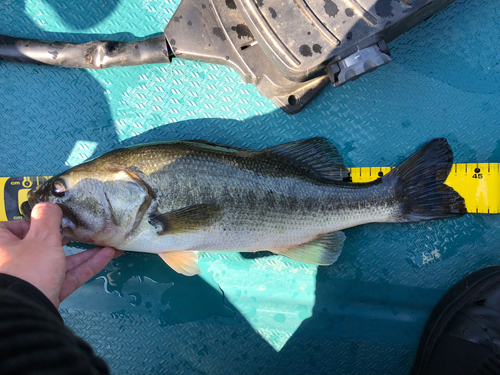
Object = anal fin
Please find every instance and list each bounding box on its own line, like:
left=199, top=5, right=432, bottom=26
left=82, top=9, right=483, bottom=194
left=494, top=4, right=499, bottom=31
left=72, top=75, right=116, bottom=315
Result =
left=274, top=231, right=346, bottom=265
left=159, top=251, right=201, bottom=276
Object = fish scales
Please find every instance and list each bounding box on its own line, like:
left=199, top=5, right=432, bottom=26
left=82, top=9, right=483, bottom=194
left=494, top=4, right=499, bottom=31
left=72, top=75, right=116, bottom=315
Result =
left=86, top=142, right=404, bottom=252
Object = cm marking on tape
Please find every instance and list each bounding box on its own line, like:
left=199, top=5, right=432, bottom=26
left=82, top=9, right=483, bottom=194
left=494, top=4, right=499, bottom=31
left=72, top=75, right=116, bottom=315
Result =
left=0, top=176, right=51, bottom=221
left=0, top=164, right=497, bottom=221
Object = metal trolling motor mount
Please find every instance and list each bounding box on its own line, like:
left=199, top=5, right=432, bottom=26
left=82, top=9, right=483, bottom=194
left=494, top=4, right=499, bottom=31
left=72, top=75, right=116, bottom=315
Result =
left=0, top=0, right=456, bottom=114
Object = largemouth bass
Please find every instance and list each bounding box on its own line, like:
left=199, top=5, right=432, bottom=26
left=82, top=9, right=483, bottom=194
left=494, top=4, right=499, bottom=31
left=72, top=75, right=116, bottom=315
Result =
left=22, top=137, right=466, bottom=276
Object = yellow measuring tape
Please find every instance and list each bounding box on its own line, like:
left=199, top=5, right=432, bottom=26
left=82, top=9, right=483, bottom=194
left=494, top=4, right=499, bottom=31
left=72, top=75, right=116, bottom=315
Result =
left=349, top=163, right=500, bottom=214
left=0, top=165, right=497, bottom=221
left=0, top=176, right=51, bottom=221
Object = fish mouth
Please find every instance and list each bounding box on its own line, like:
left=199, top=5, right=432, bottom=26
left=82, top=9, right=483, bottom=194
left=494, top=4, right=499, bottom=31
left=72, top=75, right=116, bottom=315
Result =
left=20, top=190, right=38, bottom=221
left=21, top=189, right=76, bottom=231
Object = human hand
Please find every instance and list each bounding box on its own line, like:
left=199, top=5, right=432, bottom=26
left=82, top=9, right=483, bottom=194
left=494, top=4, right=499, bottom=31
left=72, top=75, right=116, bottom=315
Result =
left=0, top=202, right=123, bottom=308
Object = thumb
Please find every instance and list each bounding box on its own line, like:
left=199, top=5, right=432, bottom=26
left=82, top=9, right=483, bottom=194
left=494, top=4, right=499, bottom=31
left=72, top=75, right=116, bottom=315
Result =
left=27, top=203, right=63, bottom=242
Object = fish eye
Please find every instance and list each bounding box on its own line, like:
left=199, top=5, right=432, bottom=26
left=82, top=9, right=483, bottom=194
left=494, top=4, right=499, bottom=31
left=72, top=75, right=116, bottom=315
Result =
left=52, top=180, right=67, bottom=197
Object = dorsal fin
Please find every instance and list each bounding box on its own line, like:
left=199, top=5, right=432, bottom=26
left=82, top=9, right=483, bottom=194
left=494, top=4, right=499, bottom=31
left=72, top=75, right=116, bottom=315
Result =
left=182, top=140, right=251, bottom=153
left=258, top=137, right=350, bottom=181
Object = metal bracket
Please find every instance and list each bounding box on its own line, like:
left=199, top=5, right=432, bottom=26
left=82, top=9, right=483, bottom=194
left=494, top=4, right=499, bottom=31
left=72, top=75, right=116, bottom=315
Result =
left=164, top=0, right=330, bottom=114
left=327, top=41, right=392, bottom=87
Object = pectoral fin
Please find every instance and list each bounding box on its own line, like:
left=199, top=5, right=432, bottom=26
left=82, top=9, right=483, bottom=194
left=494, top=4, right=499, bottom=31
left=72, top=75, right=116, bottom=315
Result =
left=274, top=231, right=346, bottom=265
left=149, top=204, right=222, bottom=235
left=159, top=251, right=201, bottom=276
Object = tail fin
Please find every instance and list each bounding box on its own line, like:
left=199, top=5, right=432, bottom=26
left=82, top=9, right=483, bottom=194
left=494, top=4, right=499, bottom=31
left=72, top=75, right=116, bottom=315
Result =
left=386, top=138, right=466, bottom=221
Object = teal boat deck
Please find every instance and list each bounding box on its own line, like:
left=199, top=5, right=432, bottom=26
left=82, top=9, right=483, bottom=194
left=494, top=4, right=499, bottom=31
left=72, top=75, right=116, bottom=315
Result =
left=1, top=0, right=499, bottom=373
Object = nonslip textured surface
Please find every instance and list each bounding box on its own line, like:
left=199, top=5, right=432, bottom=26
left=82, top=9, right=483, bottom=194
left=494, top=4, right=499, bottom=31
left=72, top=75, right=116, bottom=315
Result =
left=1, top=0, right=500, bottom=373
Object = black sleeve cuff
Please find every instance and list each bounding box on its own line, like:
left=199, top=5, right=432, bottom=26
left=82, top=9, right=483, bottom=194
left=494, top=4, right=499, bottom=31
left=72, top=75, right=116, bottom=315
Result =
left=0, top=273, right=62, bottom=321
left=0, top=274, right=110, bottom=374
